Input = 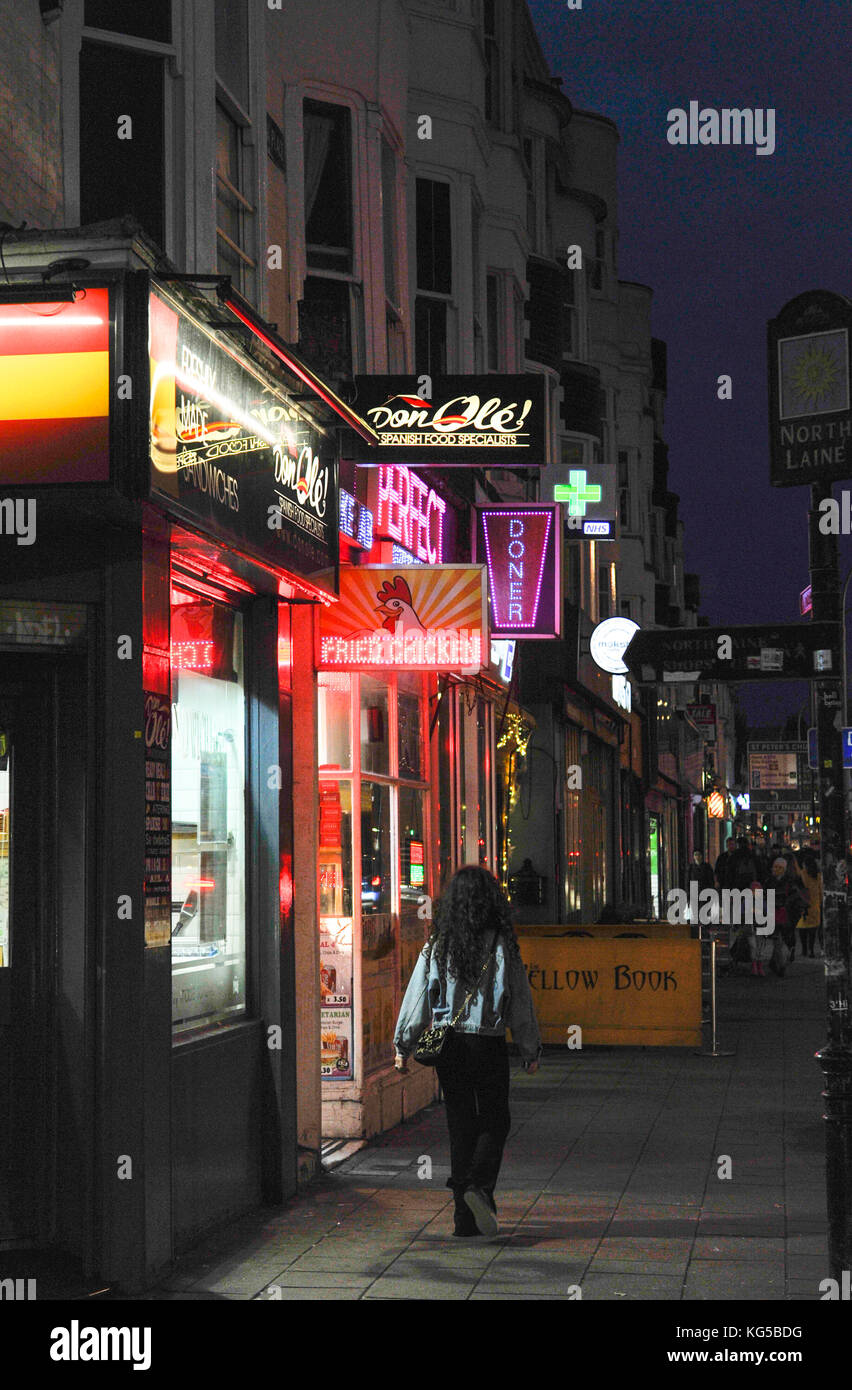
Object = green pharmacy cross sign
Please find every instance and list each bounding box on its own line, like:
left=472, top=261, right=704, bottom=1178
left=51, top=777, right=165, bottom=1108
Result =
left=554, top=470, right=602, bottom=516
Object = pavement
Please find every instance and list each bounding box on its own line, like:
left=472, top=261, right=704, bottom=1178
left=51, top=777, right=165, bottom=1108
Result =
left=144, top=949, right=832, bottom=1302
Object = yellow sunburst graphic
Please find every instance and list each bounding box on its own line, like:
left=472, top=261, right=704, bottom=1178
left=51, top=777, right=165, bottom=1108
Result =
left=790, top=343, right=841, bottom=411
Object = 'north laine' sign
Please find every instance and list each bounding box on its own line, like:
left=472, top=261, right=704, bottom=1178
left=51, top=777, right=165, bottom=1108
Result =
left=353, top=375, right=546, bottom=465
left=768, top=290, right=852, bottom=487
left=477, top=506, right=561, bottom=639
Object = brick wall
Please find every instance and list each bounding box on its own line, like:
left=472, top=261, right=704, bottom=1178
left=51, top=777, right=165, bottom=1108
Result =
left=0, top=0, right=63, bottom=229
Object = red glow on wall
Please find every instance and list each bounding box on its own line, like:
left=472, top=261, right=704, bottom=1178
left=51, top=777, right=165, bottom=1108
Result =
left=279, top=855, right=294, bottom=920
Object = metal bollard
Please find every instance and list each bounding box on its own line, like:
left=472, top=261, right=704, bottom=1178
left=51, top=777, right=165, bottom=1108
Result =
left=696, top=938, right=735, bottom=1058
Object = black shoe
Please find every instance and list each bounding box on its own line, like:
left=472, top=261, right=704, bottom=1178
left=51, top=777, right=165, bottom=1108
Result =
left=463, top=1186, right=499, bottom=1237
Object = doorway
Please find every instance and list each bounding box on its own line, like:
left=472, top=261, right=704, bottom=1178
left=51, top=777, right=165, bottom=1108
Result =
left=0, top=651, right=92, bottom=1260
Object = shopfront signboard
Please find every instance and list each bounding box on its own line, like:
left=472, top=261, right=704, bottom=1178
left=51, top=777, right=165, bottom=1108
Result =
left=149, top=285, right=337, bottom=586
left=317, top=565, right=487, bottom=671
left=477, top=505, right=561, bottom=639
left=0, top=287, right=112, bottom=484
left=353, top=375, right=546, bottom=464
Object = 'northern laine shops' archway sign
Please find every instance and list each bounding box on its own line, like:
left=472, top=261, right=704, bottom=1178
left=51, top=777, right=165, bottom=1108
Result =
left=149, top=284, right=337, bottom=585
left=351, top=375, right=546, bottom=465
left=768, top=290, right=852, bottom=487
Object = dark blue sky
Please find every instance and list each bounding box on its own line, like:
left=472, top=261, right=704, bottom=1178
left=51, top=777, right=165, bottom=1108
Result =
left=529, top=0, right=852, bottom=725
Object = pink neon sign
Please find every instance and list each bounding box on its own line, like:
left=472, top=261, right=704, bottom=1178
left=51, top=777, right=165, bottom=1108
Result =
left=478, top=506, right=561, bottom=639
left=366, top=465, right=446, bottom=563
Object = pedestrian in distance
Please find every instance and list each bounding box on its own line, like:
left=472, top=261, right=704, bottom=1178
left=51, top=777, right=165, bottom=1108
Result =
left=794, top=849, right=822, bottom=958
left=392, top=865, right=542, bottom=1238
left=714, top=837, right=736, bottom=890
left=688, top=849, right=715, bottom=892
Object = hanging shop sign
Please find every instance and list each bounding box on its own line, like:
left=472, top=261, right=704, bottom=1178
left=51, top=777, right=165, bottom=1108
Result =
left=364, top=464, right=446, bottom=562
left=590, top=617, right=640, bottom=675
left=353, top=374, right=546, bottom=464
left=768, top=290, right=852, bottom=487
left=551, top=462, right=617, bottom=537
left=149, top=285, right=337, bottom=584
left=686, top=702, right=717, bottom=739
left=0, top=286, right=111, bottom=484
left=317, top=565, right=487, bottom=671
left=477, top=506, right=561, bottom=639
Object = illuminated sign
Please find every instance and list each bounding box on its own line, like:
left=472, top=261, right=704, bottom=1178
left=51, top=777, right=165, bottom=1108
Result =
left=149, top=285, right=336, bottom=586
left=318, top=565, right=486, bottom=671
left=365, top=464, right=446, bottom=562
left=354, top=375, right=546, bottom=464
left=0, top=287, right=111, bottom=484
left=551, top=461, right=616, bottom=538
left=800, top=584, right=812, bottom=615
left=590, top=617, right=640, bottom=675
left=478, top=506, right=560, bottom=639
left=611, top=674, right=632, bottom=712
left=735, top=793, right=751, bottom=811
left=490, top=639, right=516, bottom=684
left=339, top=487, right=373, bottom=550
left=409, top=839, right=424, bottom=887
left=707, top=790, right=725, bottom=818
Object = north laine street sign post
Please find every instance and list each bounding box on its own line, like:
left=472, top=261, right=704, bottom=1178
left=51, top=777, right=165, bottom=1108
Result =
left=769, top=290, right=852, bottom=1282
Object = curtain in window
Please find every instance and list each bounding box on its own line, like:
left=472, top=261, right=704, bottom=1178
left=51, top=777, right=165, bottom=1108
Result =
left=303, top=110, right=334, bottom=225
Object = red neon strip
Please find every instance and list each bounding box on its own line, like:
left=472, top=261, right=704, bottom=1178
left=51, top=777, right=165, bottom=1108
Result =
left=221, top=296, right=378, bottom=445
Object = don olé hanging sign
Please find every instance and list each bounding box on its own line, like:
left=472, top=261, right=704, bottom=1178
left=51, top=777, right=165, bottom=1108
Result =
left=353, top=375, right=545, bottom=465
left=149, top=285, right=336, bottom=583
left=318, top=566, right=487, bottom=671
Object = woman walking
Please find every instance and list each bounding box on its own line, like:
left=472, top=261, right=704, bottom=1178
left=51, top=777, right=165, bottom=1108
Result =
left=393, top=866, right=542, bottom=1238
left=794, top=849, right=822, bottom=958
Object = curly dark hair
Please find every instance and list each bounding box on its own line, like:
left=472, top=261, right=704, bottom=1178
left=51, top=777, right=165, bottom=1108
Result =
left=430, top=865, right=522, bottom=987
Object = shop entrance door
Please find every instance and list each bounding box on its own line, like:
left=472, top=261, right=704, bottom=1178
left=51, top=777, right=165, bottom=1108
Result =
left=0, top=668, right=56, bottom=1246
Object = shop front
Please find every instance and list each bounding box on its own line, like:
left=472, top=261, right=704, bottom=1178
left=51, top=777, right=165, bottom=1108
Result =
left=315, top=559, right=488, bottom=1138
left=0, top=235, right=369, bottom=1289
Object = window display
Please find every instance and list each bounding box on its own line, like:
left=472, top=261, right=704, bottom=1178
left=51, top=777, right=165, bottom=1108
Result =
left=170, top=592, right=247, bottom=1035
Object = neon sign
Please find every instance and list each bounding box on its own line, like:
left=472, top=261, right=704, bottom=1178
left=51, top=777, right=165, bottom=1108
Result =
left=318, top=565, right=486, bottom=672
left=366, top=464, right=445, bottom=562
left=354, top=374, right=546, bottom=464
left=339, top=487, right=373, bottom=550
left=478, top=506, right=560, bottom=639
left=554, top=471, right=601, bottom=515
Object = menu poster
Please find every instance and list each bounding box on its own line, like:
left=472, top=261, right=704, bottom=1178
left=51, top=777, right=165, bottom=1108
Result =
left=144, top=691, right=171, bottom=948
left=320, top=917, right=353, bottom=1007
left=321, top=1008, right=353, bottom=1081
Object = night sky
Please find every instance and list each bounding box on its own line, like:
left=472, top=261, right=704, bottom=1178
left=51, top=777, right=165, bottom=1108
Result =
left=529, top=0, right=852, bottom=727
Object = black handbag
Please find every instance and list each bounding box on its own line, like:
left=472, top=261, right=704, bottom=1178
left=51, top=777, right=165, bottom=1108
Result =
left=412, top=931, right=498, bottom=1067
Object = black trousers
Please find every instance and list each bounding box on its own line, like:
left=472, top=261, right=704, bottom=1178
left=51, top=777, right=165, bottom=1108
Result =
left=436, top=1033, right=511, bottom=1204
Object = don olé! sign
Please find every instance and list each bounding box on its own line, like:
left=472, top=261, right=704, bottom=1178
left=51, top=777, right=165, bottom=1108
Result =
left=353, top=375, right=546, bottom=464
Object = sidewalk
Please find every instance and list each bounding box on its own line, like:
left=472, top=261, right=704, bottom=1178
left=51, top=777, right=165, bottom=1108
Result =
left=150, top=956, right=829, bottom=1301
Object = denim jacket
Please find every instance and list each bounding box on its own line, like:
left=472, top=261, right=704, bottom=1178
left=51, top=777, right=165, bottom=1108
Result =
left=393, top=933, right=542, bottom=1065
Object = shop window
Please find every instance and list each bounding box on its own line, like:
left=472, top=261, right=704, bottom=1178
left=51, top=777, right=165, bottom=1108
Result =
left=360, top=676, right=390, bottom=776
left=319, top=780, right=353, bottom=917
left=299, top=276, right=356, bottom=381
left=361, top=781, right=392, bottom=920
left=215, top=0, right=249, bottom=110
left=318, top=672, right=352, bottom=771
left=304, top=100, right=353, bottom=274
left=397, top=674, right=424, bottom=780
left=398, top=784, right=427, bottom=991
left=170, top=595, right=247, bottom=1035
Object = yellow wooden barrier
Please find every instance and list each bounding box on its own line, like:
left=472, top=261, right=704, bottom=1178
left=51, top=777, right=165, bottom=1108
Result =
left=517, top=934, right=702, bottom=1047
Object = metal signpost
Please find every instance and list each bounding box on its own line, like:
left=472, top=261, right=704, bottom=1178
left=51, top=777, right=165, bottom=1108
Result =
left=769, top=290, right=852, bottom=1282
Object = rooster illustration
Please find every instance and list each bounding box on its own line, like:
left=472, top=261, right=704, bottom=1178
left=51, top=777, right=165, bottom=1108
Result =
left=374, top=576, right=425, bottom=634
